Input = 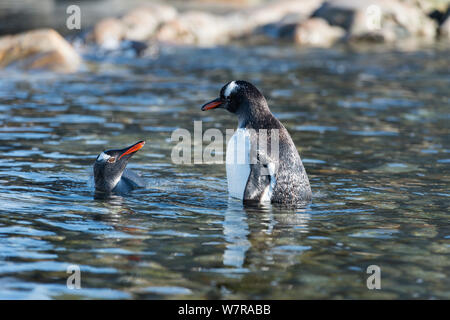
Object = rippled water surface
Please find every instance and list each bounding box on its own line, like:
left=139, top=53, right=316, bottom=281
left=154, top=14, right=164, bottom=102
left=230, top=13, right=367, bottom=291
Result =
left=0, top=44, right=449, bottom=299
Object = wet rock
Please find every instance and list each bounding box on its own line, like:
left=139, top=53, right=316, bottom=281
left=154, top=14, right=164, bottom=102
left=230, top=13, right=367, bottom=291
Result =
left=312, top=0, right=438, bottom=42
left=93, top=18, right=125, bottom=50
left=156, top=11, right=230, bottom=46
left=0, top=28, right=81, bottom=73
left=294, top=18, right=345, bottom=47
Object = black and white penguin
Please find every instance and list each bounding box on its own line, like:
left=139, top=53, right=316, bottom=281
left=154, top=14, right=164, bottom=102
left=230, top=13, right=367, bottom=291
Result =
left=93, top=140, right=146, bottom=195
left=201, top=80, right=311, bottom=204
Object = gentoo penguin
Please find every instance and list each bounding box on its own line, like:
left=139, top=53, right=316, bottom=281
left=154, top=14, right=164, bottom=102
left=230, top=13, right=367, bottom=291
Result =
left=201, top=80, right=311, bottom=204
left=93, top=140, right=146, bottom=195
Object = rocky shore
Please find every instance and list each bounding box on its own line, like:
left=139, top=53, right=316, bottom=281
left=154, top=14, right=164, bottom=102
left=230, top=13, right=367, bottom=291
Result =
left=0, top=0, right=449, bottom=72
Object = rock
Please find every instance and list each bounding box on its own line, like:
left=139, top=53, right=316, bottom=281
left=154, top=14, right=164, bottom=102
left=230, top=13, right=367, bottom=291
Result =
left=93, top=18, right=125, bottom=50
left=122, top=4, right=177, bottom=41
left=312, top=0, right=438, bottom=42
left=0, top=28, right=81, bottom=73
left=156, top=11, right=230, bottom=46
left=294, top=18, right=345, bottom=47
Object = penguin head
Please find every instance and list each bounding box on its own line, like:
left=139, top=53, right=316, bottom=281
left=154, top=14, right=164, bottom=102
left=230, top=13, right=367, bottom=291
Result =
left=201, top=81, right=269, bottom=121
left=93, top=140, right=145, bottom=192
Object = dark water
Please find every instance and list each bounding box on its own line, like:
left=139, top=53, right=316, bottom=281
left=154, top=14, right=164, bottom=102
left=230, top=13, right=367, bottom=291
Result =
left=0, top=44, right=449, bottom=299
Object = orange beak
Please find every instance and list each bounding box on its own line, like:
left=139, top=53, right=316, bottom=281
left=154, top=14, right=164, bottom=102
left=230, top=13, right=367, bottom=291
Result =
left=119, top=141, right=145, bottom=160
left=201, top=98, right=223, bottom=111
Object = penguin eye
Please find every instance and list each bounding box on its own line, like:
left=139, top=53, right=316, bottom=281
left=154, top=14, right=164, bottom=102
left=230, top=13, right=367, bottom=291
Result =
left=107, top=157, right=116, bottom=163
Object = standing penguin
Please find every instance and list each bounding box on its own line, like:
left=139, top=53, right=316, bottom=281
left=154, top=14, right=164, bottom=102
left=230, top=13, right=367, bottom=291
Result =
left=201, top=81, right=311, bottom=204
left=93, top=140, right=146, bottom=195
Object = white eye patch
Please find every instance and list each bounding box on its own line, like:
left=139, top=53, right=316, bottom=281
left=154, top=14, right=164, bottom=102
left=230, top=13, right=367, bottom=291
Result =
left=97, top=152, right=111, bottom=162
left=224, top=81, right=238, bottom=98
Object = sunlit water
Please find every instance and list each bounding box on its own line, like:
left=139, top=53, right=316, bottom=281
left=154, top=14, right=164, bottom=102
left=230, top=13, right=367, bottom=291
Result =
left=0, top=44, right=448, bottom=299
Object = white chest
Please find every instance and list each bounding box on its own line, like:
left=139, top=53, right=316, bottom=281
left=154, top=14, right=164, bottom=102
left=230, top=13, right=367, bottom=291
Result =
left=226, top=128, right=251, bottom=200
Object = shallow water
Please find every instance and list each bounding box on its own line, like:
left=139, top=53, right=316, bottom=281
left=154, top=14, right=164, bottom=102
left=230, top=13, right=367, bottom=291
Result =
left=0, top=44, right=449, bottom=299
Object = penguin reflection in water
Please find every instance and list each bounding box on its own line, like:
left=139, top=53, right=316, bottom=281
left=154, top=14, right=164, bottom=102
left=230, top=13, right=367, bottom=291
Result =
left=201, top=81, right=312, bottom=204
left=93, top=140, right=146, bottom=197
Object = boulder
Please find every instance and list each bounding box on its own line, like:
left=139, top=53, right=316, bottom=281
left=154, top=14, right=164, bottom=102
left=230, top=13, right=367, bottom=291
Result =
left=0, top=29, right=81, bottom=73
left=312, top=0, right=438, bottom=42
left=294, top=18, right=345, bottom=47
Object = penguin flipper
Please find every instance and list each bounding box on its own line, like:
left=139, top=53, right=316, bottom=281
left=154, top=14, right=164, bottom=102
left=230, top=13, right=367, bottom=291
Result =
left=243, top=149, right=276, bottom=202
left=121, top=169, right=146, bottom=188
left=244, top=164, right=271, bottom=202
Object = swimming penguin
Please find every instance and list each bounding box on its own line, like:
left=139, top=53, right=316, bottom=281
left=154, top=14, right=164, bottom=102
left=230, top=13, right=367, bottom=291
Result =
left=93, top=140, right=146, bottom=195
left=201, top=80, right=311, bottom=204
